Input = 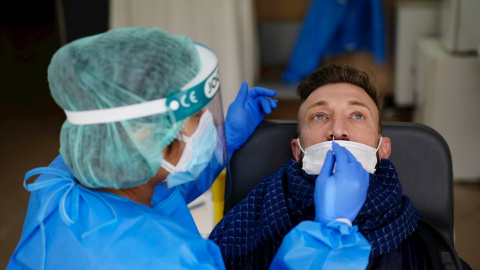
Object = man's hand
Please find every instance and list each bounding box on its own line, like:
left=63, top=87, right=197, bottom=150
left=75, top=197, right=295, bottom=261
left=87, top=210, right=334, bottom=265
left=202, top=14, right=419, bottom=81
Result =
left=314, top=141, right=370, bottom=223
left=225, top=81, right=277, bottom=155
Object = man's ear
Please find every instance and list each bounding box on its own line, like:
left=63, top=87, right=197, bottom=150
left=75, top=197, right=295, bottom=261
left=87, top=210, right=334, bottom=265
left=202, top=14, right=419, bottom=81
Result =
left=379, top=136, right=391, bottom=159
left=291, top=138, right=301, bottom=162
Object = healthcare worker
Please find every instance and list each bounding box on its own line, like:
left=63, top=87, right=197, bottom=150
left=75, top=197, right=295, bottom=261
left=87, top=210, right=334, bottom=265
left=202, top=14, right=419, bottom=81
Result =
left=8, top=27, right=371, bottom=270
left=8, top=27, right=277, bottom=269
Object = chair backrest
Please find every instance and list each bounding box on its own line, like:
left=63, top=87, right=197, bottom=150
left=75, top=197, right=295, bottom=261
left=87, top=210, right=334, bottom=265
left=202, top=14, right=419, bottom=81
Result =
left=226, top=120, right=455, bottom=246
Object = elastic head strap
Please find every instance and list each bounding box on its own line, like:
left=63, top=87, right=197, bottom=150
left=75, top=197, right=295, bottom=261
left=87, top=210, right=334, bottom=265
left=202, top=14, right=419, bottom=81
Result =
left=161, top=159, right=176, bottom=174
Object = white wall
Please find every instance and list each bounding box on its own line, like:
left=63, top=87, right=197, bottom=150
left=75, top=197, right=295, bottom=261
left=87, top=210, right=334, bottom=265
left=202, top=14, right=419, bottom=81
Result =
left=109, top=0, right=260, bottom=115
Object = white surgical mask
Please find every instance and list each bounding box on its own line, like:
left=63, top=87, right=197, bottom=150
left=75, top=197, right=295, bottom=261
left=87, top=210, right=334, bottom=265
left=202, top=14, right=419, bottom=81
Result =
left=297, top=137, right=382, bottom=175
left=161, top=110, right=217, bottom=188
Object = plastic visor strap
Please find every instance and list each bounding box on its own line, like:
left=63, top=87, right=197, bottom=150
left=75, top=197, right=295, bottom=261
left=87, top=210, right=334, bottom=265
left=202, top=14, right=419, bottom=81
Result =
left=24, top=168, right=117, bottom=269
left=64, top=98, right=169, bottom=125
left=64, top=67, right=219, bottom=125
left=64, top=43, right=219, bottom=125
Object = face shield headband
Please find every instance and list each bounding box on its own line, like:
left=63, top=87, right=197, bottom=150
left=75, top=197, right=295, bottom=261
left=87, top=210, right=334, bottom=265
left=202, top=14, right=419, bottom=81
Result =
left=63, top=43, right=220, bottom=125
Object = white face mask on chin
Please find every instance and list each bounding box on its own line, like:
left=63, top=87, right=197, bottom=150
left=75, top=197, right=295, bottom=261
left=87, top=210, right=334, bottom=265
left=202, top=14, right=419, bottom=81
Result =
left=297, top=137, right=382, bottom=175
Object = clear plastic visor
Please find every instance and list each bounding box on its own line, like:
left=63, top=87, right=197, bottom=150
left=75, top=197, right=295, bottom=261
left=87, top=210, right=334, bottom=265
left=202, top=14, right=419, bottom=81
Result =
left=167, top=91, right=228, bottom=189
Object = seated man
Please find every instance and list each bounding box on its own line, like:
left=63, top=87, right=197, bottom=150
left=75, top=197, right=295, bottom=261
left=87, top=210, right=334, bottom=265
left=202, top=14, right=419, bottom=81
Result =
left=209, top=64, right=472, bottom=269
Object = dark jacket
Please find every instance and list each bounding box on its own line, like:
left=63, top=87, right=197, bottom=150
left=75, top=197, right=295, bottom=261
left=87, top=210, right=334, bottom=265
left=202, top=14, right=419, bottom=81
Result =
left=368, top=225, right=472, bottom=270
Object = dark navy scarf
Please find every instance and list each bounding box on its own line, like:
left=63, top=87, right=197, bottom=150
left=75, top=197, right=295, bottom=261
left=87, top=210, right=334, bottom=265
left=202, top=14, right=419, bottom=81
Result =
left=209, top=158, right=420, bottom=269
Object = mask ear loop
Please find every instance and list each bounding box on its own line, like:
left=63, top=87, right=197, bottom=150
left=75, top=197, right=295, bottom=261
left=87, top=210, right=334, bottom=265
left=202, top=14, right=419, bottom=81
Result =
left=160, top=108, right=181, bottom=174
left=297, top=138, right=306, bottom=154
left=162, top=108, right=196, bottom=174
left=376, top=137, right=383, bottom=151
left=167, top=107, right=187, bottom=142
left=161, top=159, right=176, bottom=173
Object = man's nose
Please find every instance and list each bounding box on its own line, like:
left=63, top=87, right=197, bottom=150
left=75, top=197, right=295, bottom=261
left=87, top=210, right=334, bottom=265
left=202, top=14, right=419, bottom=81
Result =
left=328, top=118, right=350, bottom=140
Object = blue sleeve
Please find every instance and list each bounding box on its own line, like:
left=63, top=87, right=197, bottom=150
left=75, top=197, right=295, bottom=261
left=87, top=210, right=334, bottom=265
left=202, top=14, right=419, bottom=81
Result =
left=269, top=220, right=371, bottom=270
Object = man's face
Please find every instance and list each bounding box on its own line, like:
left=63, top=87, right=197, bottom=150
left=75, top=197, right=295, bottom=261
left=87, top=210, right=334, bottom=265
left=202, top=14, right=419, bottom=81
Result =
left=291, top=83, right=391, bottom=162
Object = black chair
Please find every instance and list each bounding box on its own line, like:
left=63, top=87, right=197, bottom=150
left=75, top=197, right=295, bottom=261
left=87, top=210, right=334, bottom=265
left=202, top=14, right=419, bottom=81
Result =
left=225, top=120, right=455, bottom=247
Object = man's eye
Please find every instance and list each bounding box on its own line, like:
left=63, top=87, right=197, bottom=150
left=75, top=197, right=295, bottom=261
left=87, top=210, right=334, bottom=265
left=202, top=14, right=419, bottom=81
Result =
left=353, top=113, right=364, bottom=119
left=313, top=114, right=326, bottom=120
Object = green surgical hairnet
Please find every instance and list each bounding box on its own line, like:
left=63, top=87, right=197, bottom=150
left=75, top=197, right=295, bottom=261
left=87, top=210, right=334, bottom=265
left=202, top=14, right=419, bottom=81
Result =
left=48, top=27, right=200, bottom=189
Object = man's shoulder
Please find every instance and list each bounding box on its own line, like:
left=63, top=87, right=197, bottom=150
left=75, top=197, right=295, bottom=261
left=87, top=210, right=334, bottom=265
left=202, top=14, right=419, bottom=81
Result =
left=368, top=220, right=472, bottom=270
left=367, top=229, right=431, bottom=269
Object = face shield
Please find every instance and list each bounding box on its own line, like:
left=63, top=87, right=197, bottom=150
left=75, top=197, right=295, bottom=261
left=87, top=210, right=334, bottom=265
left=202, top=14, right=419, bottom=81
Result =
left=63, top=43, right=229, bottom=192
left=159, top=43, right=228, bottom=191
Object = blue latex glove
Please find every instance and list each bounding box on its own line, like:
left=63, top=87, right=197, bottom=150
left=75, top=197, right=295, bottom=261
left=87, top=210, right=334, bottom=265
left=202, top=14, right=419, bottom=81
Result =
left=314, top=141, right=370, bottom=223
left=225, top=81, right=277, bottom=155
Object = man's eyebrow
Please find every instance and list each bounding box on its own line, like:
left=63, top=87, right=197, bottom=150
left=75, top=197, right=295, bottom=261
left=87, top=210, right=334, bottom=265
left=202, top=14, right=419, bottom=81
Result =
left=306, top=101, right=328, bottom=110
left=348, top=100, right=372, bottom=112
left=306, top=100, right=372, bottom=112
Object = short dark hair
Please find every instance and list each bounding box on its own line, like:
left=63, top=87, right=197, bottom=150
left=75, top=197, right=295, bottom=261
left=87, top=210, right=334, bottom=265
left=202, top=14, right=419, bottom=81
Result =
left=296, top=63, right=380, bottom=108
left=296, top=63, right=382, bottom=133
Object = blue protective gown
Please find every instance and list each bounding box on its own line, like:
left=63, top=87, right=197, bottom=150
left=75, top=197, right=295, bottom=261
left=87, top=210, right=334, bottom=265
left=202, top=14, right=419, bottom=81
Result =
left=8, top=155, right=225, bottom=269
left=9, top=155, right=371, bottom=269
